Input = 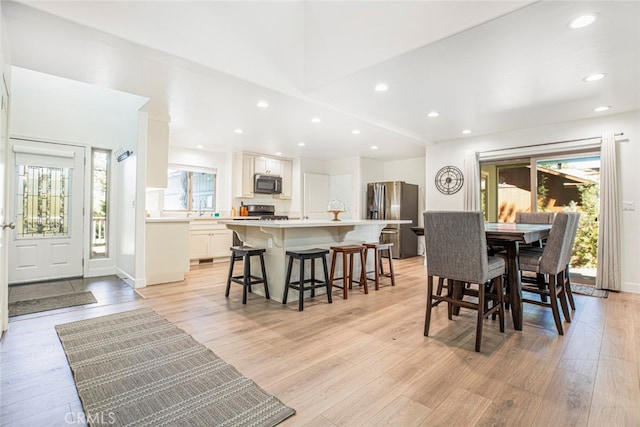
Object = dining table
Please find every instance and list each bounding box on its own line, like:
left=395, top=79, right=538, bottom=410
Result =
left=485, top=222, right=552, bottom=330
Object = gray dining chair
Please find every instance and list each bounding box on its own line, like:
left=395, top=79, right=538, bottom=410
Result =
left=423, top=211, right=506, bottom=352
left=515, top=211, right=556, bottom=287
left=515, top=211, right=555, bottom=248
left=517, top=212, right=580, bottom=335
left=519, top=211, right=580, bottom=311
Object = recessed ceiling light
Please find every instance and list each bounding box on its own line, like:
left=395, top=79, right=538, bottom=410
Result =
left=462, top=129, right=472, bottom=135
left=352, top=129, right=361, bottom=135
left=374, top=83, right=388, bottom=92
left=569, top=14, right=596, bottom=29
left=234, top=128, right=244, bottom=134
left=427, top=111, right=439, bottom=118
left=311, top=117, right=321, bottom=123
left=593, top=105, right=610, bottom=112
left=298, top=142, right=305, bottom=147
left=583, top=73, right=607, bottom=82
left=370, top=145, right=379, bottom=150
left=256, top=100, right=269, bottom=108
left=275, top=152, right=282, bottom=156
left=195, top=144, right=204, bottom=149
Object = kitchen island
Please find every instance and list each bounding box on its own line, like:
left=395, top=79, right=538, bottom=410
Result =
left=221, top=219, right=412, bottom=303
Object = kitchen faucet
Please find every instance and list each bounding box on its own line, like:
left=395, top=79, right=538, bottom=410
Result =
left=198, top=199, right=206, bottom=216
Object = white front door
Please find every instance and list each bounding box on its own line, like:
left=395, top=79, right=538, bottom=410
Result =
left=8, top=139, right=85, bottom=284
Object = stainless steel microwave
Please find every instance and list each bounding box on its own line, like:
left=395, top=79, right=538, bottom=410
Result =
left=254, top=174, right=282, bottom=194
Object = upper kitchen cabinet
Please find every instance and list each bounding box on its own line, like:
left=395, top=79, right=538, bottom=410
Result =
left=146, top=116, right=170, bottom=188
left=254, top=156, right=282, bottom=176
left=275, top=159, right=292, bottom=200
left=233, top=152, right=255, bottom=198
left=232, top=152, right=292, bottom=199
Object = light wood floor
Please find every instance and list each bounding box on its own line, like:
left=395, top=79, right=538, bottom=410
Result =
left=1, top=257, right=639, bottom=426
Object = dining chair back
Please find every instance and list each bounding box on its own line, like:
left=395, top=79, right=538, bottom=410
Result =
left=423, top=211, right=506, bottom=352
left=516, top=212, right=555, bottom=249
left=518, top=212, right=580, bottom=335
left=515, top=212, right=555, bottom=225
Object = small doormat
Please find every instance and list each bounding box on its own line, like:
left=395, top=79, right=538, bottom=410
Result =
left=571, top=283, right=609, bottom=298
left=9, top=291, right=97, bottom=317
left=55, top=308, right=295, bottom=427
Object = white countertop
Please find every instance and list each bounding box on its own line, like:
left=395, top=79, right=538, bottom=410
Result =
left=220, top=219, right=412, bottom=228
left=146, top=217, right=192, bottom=223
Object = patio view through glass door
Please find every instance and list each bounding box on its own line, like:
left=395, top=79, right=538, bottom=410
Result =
left=481, top=152, right=600, bottom=282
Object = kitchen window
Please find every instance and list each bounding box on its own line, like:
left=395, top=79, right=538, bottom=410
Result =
left=163, top=167, right=216, bottom=212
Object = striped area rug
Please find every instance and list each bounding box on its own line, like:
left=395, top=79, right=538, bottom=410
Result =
left=55, top=308, right=295, bottom=427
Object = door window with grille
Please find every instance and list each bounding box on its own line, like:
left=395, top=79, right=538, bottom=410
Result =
left=15, top=165, right=71, bottom=238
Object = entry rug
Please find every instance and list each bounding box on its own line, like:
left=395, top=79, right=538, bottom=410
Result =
left=55, top=308, right=295, bottom=427
left=9, top=291, right=97, bottom=317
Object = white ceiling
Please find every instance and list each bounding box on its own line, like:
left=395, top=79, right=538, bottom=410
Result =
left=3, top=1, right=640, bottom=161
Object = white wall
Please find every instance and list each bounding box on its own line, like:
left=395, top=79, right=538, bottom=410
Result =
left=425, top=110, right=640, bottom=292
left=8, top=67, right=148, bottom=281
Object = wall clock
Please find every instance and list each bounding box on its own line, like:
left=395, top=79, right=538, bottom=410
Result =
left=435, top=166, right=464, bottom=195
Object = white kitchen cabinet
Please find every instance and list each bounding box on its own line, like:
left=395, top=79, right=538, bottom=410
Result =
left=233, top=151, right=293, bottom=199
left=189, top=220, right=233, bottom=263
left=254, top=156, right=282, bottom=175
left=189, top=230, right=212, bottom=260
left=275, top=159, right=292, bottom=200
left=233, top=152, right=255, bottom=198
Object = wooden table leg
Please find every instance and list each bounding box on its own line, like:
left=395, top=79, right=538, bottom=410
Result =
left=452, top=280, right=464, bottom=316
left=505, top=241, right=523, bottom=331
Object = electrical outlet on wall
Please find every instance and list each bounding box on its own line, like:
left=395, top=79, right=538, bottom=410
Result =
left=622, top=201, right=635, bottom=211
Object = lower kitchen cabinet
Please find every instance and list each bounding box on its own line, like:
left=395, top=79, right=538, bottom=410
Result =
left=189, top=221, right=233, bottom=264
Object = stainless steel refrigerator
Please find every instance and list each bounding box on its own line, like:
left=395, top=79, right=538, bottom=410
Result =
left=367, top=181, right=419, bottom=259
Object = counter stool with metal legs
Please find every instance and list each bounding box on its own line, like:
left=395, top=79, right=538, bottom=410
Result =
left=363, top=242, right=396, bottom=290
left=329, top=245, right=368, bottom=299
left=283, top=248, right=331, bottom=311
left=225, top=246, right=270, bottom=304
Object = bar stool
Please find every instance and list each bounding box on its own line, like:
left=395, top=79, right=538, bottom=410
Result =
left=363, top=242, right=396, bottom=290
left=329, top=245, right=368, bottom=299
left=283, top=248, right=331, bottom=311
left=225, top=246, right=270, bottom=304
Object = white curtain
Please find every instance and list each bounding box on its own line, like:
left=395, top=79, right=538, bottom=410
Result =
left=596, top=131, right=621, bottom=291
left=463, top=150, right=480, bottom=211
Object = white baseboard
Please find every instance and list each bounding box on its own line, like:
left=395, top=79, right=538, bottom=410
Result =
left=622, top=281, right=640, bottom=294
left=116, top=268, right=147, bottom=289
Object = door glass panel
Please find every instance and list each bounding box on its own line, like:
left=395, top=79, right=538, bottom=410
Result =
left=91, top=149, right=109, bottom=258
left=535, top=155, right=600, bottom=277
left=479, top=162, right=531, bottom=222
left=16, top=164, right=71, bottom=238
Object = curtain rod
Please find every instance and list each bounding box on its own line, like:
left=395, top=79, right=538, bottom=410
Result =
left=480, top=132, right=624, bottom=154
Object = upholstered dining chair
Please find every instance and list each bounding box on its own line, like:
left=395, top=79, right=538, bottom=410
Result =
left=423, top=211, right=506, bottom=352
left=515, top=211, right=556, bottom=288
left=519, top=211, right=580, bottom=311
left=515, top=211, right=555, bottom=248
left=517, top=212, right=580, bottom=335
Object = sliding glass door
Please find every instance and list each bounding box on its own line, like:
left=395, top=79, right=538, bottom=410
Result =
left=481, top=151, right=600, bottom=281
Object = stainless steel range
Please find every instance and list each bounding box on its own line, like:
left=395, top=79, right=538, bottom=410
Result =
left=244, top=204, right=288, bottom=220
